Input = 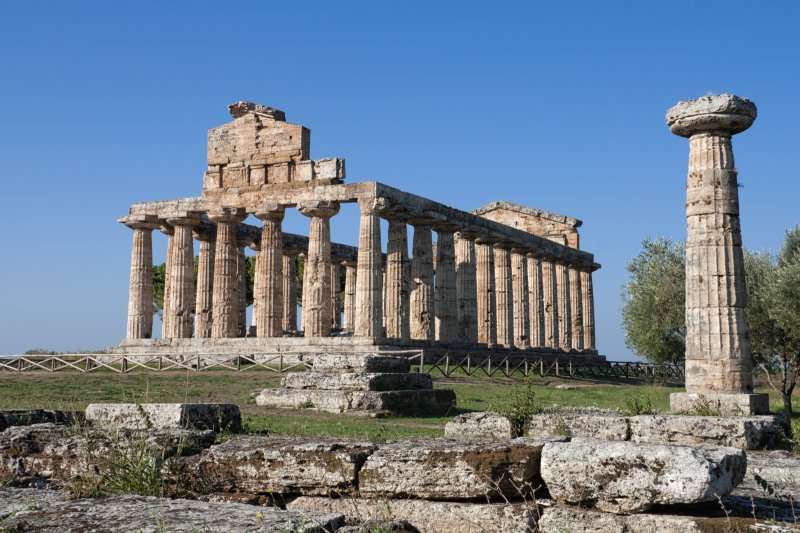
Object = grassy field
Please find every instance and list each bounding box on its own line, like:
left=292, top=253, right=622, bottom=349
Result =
left=0, top=370, right=790, bottom=440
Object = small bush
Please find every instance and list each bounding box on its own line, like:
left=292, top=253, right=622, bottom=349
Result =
left=624, top=397, right=658, bottom=416
left=497, top=378, right=543, bottom=436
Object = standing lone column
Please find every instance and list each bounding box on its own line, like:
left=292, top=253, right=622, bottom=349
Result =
left=569, top=266, right=584, bottom=350
left=354, top=198, right=383, bottom=337
left=511, top=249, right=530, bottom=348
left=666, top=94, right=767, bottom=415
left=282, top=253, right=298, bottom=332
left=494, top=245, right=514, bottom=347
left=254, top=205, right=285, bottom=338
left=122, top=215, right=160, bottom=339
left=193, top=226, right=215, bottom=339
left=299, top=201, right=340, bottom=338
left=455, top=233, right=478, bottom=344
left=541, top=258, right=558, bottom=349
left=581, top=268, right=596, bottom=350
left=527, top=253, right=545, bottom=348
left=342, top=260, right=357, bottom=332
left=435, top=229, right=458, bottom=342
left=209, top=208, right=246, bottom=338
left=475, top=239, right=497, bottom=346
left=163, top=214, right=201, bottom=338
left=410, top=224, right=435, bottom=341
left=385, top=220, right=410, bottom=339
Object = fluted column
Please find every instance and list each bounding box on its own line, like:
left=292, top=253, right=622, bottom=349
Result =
left=159, top=223, right=175, bottom=339
left=455, top=233, right=478, bottom=343
left=331, top=262, right=342, bottom=330
left=542, top=258, right=558, bottom=348
left=385, top=220, right=409, bottom=339
left=282, top=253, right=298, bottom=332
left=494, top=245, right=513, bottom=347
left=250, top=242, right=261, bottom=331
left=343, top=260, right=357, bottom=332
left=193, top=227, right=215, bottom=339
left=209, top=208, right=246, bottom=338
left=123, top=215, right=160, bottom=339
left=581, top=268, right=596, bottom=350
left=512, top=249, right=530, bottom=348
left=354, top=198, right=383, bottom=337
left=475, top=240, right=497, bottom=346
left=254, top=205, right=285, bottom=338
left=410, top=224, right=435, bottom=341
left=299, top=201, right=339, bottom=337
left=568, top=267, right=583, bottom=350
left=667, top=94, right=760, bottom=402
left=527, top=253, right=545, bottom=348
left=236, top=240, right=249, bottom=337
left=555, top=262, right=571, bottom=349
left=162, top=214, right=200, bottom=338
left=435, top=230, right=458, bottom=342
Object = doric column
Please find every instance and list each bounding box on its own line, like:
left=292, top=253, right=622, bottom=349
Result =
left=556, top=262, right=571, bottom=349
left=435, top=229, right=458, bottom=342
left=512, top=249, right=530, bottom=348
left=455, top=233, right=478, bottom=344
left=193, top=226, right=215, bottom=339
left=162, top=214, right=200, bottom=339
left=254, top=205, right=285, bottom=338
left=282, top=253, right=298, bottom=332
left=159, top=223, right=175, bottom=339
left=580, top=268, right=596, bottom=350
left=342, top=260, right=357, bottom=332
left=122, top=215, right=160, bottom=339
left=331, top=262, right=342, bottom=330
left=250, top=241, right=261, bottom=331
left=527, top=253, right=545, bottom=348
left=354, top=198, right=383, bottom=337
left=236, top=239, right=250, bottom=337
left=541, top=258, right=558, bottom=349
left=299, top=201, right=339, bottom=337
left=410, top=224, right=435, bottom=341
left=569, top=266, right=584, bottom=350
left=494, top=245, right=513, bottom=347
left=475, top=239, right=497, bottom=346
left=209, top=208, right=246, bottom=338
left=385, top=220, right=410, bottom=339
left=666, top=94, right=766, bottom=414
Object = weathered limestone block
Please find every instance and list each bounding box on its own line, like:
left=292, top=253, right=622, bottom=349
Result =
left=122, top=215, right=160, bottom=339
left=526, top=413, right=630, bottom=441
left=527, top=254, right=545, bottom=348
left=209, top=208, right=246, bottom=338
left=580, top=268, right=596, bottom=350
left=254, top=205, right=285, bottom=338
left=541, top=440, right=747, bottom=513
left=444, top=412, right=515, bottom=441
left=539, top=506, right=731, bottom=533
left=288, top=496, right=538, bottom=533
left=511, top=249, right=530, bottom=348
left=312, top=354, right=411, bottom=373
left=255, top=388, right=455, bottom=416
left=0, top=424, right=94, bottom=483
left=629, top=414, right=782, bottom=450
left=85, top=403, right=241, bottom=432
left=669, top=392, right=770, bottom=417
left=359, top=438, right=554, bottom=500
left=0, top=409, right=74, bottom=431
left=197, top=436, right=376, bottom=495
left=0, top=487, right=344, bottom=533
left=744, top=449, right=800, bottom=498
left=283, top=372, right=433, bottom=391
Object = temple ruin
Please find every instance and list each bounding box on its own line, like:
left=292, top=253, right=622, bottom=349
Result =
left=117, top=101, right=602, bottom=364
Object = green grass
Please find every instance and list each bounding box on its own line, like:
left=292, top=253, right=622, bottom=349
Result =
left=0, top=369, right=793, bottom=439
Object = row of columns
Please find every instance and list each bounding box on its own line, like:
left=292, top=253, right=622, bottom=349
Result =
left=125, top=199, right=596, bottom=351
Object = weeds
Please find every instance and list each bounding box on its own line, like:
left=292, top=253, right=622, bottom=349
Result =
left=495, top=378, right=543, bottom=436
left=624, top=397, right=658, bottom=416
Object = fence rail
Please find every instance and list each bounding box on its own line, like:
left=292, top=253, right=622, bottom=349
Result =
left=0, top=353, right=684, bottom=381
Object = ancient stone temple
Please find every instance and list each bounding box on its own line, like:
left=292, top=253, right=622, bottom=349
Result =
left=666, top=94, right=768, bottom=415
left=117, top=102, right=602, bottom=365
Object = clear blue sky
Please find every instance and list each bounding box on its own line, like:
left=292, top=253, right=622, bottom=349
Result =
left=1, top=1, right=798, bottom=358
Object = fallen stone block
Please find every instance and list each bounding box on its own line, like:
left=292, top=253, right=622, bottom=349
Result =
left=0, top=409, right=76, bottom=431
left=0, top=487, right=344, bottom=532
left=255, top=388, right=456, bottom=416
left=312, top=353, right=411, bottom=373
left=85, top=403, right=241, bottom=431
left=526, top=413, right=630, bottom=441
left=283, top=371, right=433, bottom=391
left=288, top=496, right=538, bottom=533
left=359, top=437, right=556, bottom=500
left=197, top=435, right=377, bottom=495
left=629, top=414, right=782, bottom=450
left=444, top=412, right=516, bottom=441
left=540, top=439, right=747, bottom=513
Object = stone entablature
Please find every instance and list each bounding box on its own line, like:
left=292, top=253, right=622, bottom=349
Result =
left=119, top=102, right=601, bottom=355
left=474, top=201, right=582, bottom=249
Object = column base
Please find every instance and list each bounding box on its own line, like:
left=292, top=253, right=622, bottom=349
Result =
left=670, top=392, right=770, bottom=416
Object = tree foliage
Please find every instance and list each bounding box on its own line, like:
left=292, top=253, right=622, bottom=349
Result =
left=620, top=237, right=686, bottom=364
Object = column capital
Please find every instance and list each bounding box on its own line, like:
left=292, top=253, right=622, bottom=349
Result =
left=119, top=214, right=160, bottom=231
left=192, top=225, right=216, bottom=242
left=163, top=211, right=202, bottom=228
left=666, top=94, right=756, bottom=138
left=299, top=200, right=340, bottom=219
left=253, top=203, right=286, bottom=221
left=208, top=207, right=247, bottom=224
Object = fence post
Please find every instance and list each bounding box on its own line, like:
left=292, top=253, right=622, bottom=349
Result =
left=524, top=360, right=529, bottom=378
left=505, top=358, right=510, bottom=377
left=122, top=357, right=128, bottom=373
left=196, top=354, right=201, bottom=371
left=419, top=351, right=425, bottom=373
left=467, top=355, right=471, bottom=376
left=539, top=360, right=544, bottom=377
left=569, top=361, right=573, bottom=377
left=445, top=354, right=450, bottom=377
left=555, top=360, right=559, bottom=377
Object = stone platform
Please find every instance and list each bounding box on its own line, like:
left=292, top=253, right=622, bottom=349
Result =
left=255, top=353, right=456, bottom=416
